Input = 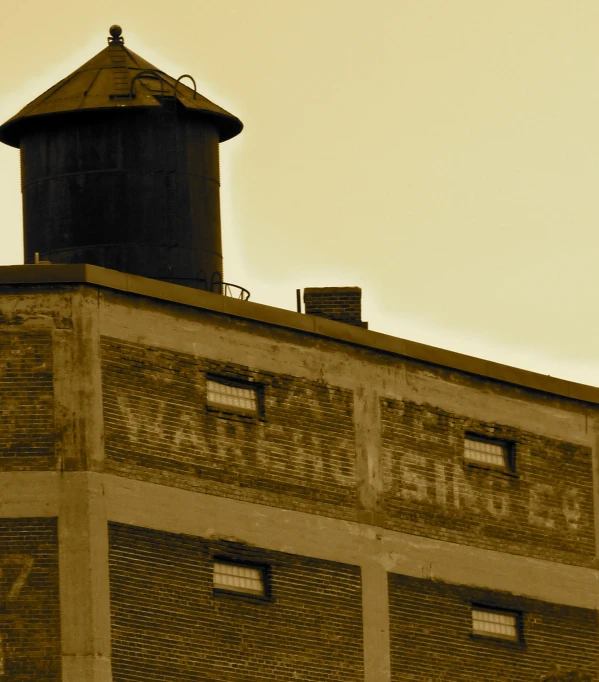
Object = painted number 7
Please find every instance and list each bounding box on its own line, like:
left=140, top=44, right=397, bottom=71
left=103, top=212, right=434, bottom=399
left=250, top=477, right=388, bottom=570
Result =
left=0, top=556, right=34, bottom=677
left=1, top=555, right=34, bottom=601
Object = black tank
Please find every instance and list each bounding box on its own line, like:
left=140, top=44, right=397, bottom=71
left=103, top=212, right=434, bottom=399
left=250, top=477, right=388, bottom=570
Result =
left=0, top=25, right=243, bottom=292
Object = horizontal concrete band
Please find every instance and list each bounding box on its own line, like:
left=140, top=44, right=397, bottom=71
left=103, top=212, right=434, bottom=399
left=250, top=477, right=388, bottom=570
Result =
left=0, top=263, right=597, bottom=404
left=0, top=471, right=597, bottom=610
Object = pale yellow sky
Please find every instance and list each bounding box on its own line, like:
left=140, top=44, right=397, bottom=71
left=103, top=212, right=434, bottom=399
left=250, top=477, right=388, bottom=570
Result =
left=2, top=1, right=599, bottom=385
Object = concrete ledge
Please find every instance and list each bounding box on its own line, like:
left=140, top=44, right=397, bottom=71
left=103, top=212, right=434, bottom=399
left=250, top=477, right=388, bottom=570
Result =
left=102, top=473, right=599, bottom=610
left=61, top=655, right=112, bottom=682
left=0, top=472, right=59, bottom=517
left=1, top=264, right=598, bottom=404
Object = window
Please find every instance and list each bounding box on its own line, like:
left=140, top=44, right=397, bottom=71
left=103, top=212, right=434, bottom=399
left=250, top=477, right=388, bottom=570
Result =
left=464, top=434, right=513, bottom=471
left=472, top=606, right=520, bottom=641
left=206, top=376, right=260, bottom=416
left=213, top=560, right=266, bottom=596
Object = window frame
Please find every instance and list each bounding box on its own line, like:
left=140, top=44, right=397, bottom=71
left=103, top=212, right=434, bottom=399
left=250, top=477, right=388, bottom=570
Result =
left=205, top=374, right=264, bottom=419
left=471, top=604, right=523, bottom=644
left=463, top=432, right=516, bottom=474
left=212, top=557, right=271, bottom=602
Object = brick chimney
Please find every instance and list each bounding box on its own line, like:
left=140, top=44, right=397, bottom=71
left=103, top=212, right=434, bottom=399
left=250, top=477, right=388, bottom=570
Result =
left=302, top=287, right=368, bottom=329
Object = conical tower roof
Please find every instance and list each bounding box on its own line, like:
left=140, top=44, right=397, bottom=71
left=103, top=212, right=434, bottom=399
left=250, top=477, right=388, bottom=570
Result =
left=0, top=25, right=243, bottom=148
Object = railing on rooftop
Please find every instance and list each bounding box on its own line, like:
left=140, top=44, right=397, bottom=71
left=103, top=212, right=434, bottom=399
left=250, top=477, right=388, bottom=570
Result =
left=213, top=281, right=250, bottom=300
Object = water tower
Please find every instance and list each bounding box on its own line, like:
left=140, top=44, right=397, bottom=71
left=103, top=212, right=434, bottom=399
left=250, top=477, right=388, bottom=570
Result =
left=0, top=25, right=246, bottom=295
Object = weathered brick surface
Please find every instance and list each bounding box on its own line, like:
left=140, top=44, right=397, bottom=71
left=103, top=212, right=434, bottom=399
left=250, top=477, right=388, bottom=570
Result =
left=108, top=522, right=364, bottom=682
left=101, top=337, right=356, bottom=513
left=388, top=573, right=599, bottom=681
left=303, top=287, right=365, bottom=326
left=0, top=518, right=61, bottom=681
left=0, top=332, right=54, bottom=470
left=381, top=399, right=595, bottom=565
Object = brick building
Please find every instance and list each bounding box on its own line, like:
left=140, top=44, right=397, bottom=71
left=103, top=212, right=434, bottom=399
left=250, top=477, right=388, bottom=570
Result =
left=0, top=25, right=597, bottom=682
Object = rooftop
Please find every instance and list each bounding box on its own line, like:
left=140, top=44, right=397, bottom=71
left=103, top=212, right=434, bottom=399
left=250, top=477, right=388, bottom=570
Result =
left=1, top=262, right=598, bottom=405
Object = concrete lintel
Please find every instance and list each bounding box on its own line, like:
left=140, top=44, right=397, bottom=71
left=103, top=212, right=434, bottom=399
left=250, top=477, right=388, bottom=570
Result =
left=59, top=473, right=112, bottom=681
left=102, top=473, right=599, bottom=610
left=0, top=472, right=59, bottom=517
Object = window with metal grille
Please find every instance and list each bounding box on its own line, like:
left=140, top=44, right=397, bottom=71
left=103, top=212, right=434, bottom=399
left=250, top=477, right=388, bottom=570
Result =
left=213, top=561, right=266, bottom=596
left=464, top=435, right=512, bottom=470
left=472, top=607, right=520, bottom=641
left=206, top=377, right=259, bottom=415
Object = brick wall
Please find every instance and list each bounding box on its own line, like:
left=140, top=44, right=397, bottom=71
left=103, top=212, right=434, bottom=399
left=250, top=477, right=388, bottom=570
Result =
left=0, top=332, right=54, bottom=470
left=0, top=518, right=61, bottom=681
left=303, top=287, right=366, bottom=327
left=101, top=338, right=356, bottom=514
left=381, top=399, right=595, bottom=565
left=108, top=522, right=364, bottom=682
left=388, top=573, right=599, bottom=681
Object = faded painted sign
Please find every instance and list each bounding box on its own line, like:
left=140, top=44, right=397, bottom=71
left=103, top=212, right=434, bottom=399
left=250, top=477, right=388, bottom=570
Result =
left=393, top=453, right=585, bottom=532
left=109, top=378, right=356, bottom=490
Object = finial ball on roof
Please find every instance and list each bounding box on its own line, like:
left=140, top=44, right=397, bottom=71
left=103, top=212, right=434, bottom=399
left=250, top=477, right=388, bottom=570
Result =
left=109, top=25, right=123, bottom=39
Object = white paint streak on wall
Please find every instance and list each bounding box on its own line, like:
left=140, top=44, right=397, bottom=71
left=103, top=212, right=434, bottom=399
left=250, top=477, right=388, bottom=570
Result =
left=290, top=431, right=324, bottom=481
left=529, top=484, right=556, bottom=528
left=171, top=411, right=205, bottom=450
left=451, top=465, right=479, bottom=513
left=214, top=419, right=243, bottom=468
left=434, top=463, right=447, bottom=506
left=115, top=393, right=164, bottom=445
left=486, top=478, right=510, bottom=518
left=562, top=488, right=583, bottom=529
left=400, top=454, right=429, bottom=502
left=329, top=439, right=356, bottom=487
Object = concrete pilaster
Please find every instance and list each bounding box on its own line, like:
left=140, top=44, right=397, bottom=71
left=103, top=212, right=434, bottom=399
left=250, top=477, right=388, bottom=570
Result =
left=354, top=385, right=384, bottom=516
left=362, top=563, right=391, bottom=682
left=53, top=287, right=111, bottom=679
left=59, top=473, right=112, bottom=681
left=53, top=288, right=104, bottom=472
left=592, top=431, right=599, bottom=563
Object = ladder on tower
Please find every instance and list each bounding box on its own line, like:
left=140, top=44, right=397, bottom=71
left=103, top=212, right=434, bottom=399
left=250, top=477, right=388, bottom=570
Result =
left=110, top=50, right=129, bottom=97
